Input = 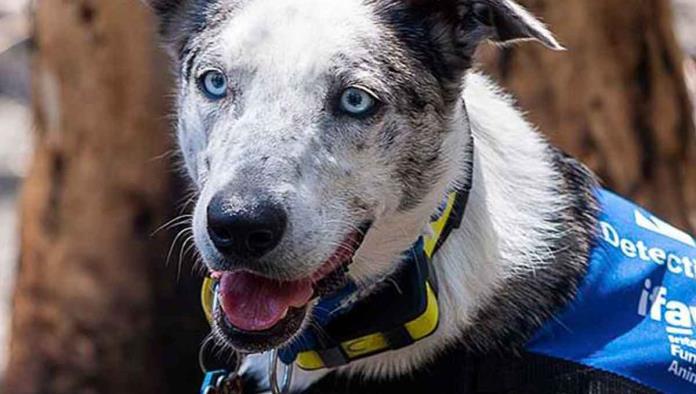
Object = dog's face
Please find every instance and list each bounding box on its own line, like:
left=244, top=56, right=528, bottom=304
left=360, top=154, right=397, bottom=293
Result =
left=147, top=0, right=559, bottom=352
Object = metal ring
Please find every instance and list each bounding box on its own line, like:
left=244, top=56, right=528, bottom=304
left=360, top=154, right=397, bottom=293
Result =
left=199, top=335, right=242, bottom=375
left=269, top=350, right=294, bottom=394
left=199, top=336, right=217, bottom=374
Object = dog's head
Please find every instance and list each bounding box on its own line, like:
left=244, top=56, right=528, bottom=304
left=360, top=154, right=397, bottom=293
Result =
left=146, top=0, right=560, bottom=352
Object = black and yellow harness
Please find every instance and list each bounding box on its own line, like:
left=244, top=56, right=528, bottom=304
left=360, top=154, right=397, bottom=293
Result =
left=199, top=188, right=470, bottom=392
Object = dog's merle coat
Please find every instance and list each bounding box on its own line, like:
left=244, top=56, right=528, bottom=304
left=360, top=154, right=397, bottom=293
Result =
left=144, top=0, right=657, bottom=392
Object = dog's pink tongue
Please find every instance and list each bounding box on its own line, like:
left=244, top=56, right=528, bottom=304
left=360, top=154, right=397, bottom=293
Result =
left=219, top=271, right=313, bottom=332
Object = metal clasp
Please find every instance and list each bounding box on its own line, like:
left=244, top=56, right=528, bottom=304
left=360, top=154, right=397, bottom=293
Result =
left=200, top=369, right=243, bottom=394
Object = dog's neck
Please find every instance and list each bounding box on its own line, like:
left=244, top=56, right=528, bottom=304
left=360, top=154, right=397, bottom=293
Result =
left=242, top=72, right=599, bottom=389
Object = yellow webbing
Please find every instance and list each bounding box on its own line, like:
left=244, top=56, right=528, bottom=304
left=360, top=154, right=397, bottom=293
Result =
left=424, top=192, right=457, bottom=258
left=202, top=277, right=215, bottom=324
left=295, top=283, right=440, bottom=370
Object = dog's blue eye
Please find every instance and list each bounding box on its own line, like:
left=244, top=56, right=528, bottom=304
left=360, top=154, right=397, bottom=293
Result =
left=199, top=70, right=228, bottom=99
left=339, top=87, right=376, bottom=117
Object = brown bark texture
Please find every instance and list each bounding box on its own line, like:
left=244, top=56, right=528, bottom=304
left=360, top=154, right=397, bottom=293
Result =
left=479, top=0, right=695, bottom=233
left=3, top=1, right=206, bottom=394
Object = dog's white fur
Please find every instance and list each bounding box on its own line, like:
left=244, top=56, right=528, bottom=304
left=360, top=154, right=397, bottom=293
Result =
left=241, top=72, right=570, bottom=391
left=149, top=0, right=572, bottom=390
left=186, top=0, right=431, bottom=280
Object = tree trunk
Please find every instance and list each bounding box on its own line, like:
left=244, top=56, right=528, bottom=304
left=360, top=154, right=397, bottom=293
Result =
left=3, top=2, right=206, bottom=393
left=479, top=0, right=696, bottom=232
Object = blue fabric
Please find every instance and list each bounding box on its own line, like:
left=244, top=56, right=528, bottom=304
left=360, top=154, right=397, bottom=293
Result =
left=200, top=370, right=228, bottom=394
left=527, top=189, right=696, bottom=393
left=278, top=281, right=359, bottom=364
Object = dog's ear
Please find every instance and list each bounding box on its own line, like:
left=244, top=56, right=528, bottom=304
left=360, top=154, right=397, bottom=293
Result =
left=472, top=0, right=562, bottom=49
left=404, top=0, right=563, bottom=51
left=142, top=0, right=184, bottom=19
left=141, top=0, right=191, bottom=53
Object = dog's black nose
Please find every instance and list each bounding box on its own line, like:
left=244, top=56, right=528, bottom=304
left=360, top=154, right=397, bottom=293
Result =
left=207, top=193, right=287, bottom=259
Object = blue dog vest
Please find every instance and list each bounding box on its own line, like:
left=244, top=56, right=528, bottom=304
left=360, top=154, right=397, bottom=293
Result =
left=527, top=190, right=696, bottom=393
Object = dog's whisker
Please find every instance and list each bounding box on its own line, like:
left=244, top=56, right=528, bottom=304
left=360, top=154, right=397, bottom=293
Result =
left=151, top=214, right=193, bottom=237
left=166, top=228, right=192, bottom=268
left=177, top=235, right=196, bottom=281
left=177, top=190, right=199, bottom=214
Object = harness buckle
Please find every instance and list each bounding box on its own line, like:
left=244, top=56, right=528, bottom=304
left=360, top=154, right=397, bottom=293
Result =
left=199, top=369, right=244, bottom=394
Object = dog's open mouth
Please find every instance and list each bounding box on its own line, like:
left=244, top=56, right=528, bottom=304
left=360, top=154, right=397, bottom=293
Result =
left=211, top=225, right=370, bottom=351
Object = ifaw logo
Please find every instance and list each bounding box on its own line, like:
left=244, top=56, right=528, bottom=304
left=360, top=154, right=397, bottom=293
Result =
left=638, top=279, right=696, bottom=336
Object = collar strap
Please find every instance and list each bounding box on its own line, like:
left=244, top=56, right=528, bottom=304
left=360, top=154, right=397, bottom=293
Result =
left=425, top=189, right=470, bottom=258
left=285, top=237, right=438, bottom=370
left=199, top=188, right=470, bottom=373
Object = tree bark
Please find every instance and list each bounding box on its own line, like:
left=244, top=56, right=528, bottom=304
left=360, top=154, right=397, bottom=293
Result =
left=479, top=0, right=696, bottom=232
left=3, top=2, right=206, bottom=393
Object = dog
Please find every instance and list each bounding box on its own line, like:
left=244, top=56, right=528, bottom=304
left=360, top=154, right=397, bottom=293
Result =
left=144, top=0, right=696, bottom=392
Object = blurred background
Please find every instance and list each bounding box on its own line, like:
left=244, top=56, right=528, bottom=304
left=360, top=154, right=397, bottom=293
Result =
left=0, top=0, right=694, bottom=393
left=0, top=0, right=31, bottom=378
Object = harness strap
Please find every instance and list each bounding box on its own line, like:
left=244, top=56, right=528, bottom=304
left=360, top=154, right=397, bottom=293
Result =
left=424, top=189, right=470, bottom=258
